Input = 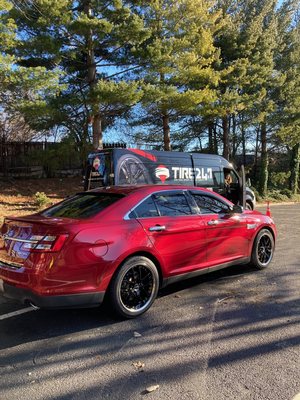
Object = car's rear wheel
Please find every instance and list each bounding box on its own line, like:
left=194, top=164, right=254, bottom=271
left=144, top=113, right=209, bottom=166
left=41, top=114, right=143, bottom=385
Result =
left=109, top=256, right=159, bottom=318
left=251, top=229, right=274, bottom=269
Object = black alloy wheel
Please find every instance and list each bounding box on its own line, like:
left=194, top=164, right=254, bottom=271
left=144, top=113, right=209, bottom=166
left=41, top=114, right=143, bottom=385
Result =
left=109, top=256, right=159, bottom=318
left=251, top=229, right=275, bottom=269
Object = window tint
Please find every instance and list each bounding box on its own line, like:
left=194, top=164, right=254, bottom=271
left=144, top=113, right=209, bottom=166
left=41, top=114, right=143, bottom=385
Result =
left=213, top=170, right=223, bottom=185
left=42, top=193, right=124, bottom=219
left=192, top=194, right=230, bottom=214
left=194, top=166, right=221, bottom=188
left=154, top=193, right=192, bottom=216
left=231, top=171, right=239, bottom=184
left=133, top=196, right=159, bottom=218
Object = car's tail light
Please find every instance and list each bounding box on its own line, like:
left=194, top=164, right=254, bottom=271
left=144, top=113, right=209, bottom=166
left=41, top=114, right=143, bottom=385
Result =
left=21, top=234, right=68, bottom=252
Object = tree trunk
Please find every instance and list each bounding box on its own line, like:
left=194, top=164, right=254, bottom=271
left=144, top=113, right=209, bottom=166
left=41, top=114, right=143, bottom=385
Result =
left=198, top=137, right=203, bottom=151
left=231, top=114, right=237, bottom=158
left=208, top=120, right=214, bottom=153
left=259, top=120, right=268, bottom=196
left=241, top=122, right=246, bottom=166
left=290, top=143, right=300, bottom=194
left=222, top=115, right=229, bottom=160
left=80, top=122, right=90, bottom=170
left=162, top=113, right=171, bottom=151
left=253, top=126, right=260, bottom=183
left=160, top=71, right=171, bottom=151
left=84, top=0, right=102, bottom=149
left=92, top=114, right=103, bottom=150
left=213, top=123, right=218, bottom=154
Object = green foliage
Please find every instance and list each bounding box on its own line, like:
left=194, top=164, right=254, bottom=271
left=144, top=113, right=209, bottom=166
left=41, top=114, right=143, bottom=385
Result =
left=259, top=189, right=300, bottom=203
left=269, top=171, right=291, bottom=189
left=0, top=0, right=299, bottom=198
left=280, top=188, right=293, bottom=197
left=2, top=0, right=149, bottom=147
left=130, top=0, right=221, bottom=149
left=275, top=1, right=300, bottom=147
left=27, top=139, right=82, bottom=177
left=0, top=1, right=61, bottom=141
left=266, top=190, right=290, bottom=202
left=34, top=192, right=51, bottom=208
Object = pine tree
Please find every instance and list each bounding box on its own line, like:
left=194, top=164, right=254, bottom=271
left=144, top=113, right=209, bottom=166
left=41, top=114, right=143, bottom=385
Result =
left=0, top=0, right=15, bottom=91
left=213, top=0, right=279, bottom=196
left=8, top=0, right=147, bottom=149
left=275, top=1, right=300, bottom=194
left=0, top=0, right=61, bottom=141
left=130, top=0, right=221, bottom=150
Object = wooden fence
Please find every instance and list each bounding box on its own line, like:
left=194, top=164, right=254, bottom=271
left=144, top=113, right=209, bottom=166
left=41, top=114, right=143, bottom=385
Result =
left=0, top=140, right=126, bottom=177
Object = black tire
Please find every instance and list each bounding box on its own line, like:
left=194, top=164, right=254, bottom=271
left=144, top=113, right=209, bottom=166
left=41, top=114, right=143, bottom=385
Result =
left=251, top=229, right=275, bottom=269
left=246, top=200, right=253, bottom=210
left=109, top=256, right=159, bottom=318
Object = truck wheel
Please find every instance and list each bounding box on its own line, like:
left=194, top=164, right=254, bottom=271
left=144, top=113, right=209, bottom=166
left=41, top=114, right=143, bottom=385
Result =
left=109, top=256, right=159, bottom=318
left=246, top=200, right=253, bottom=210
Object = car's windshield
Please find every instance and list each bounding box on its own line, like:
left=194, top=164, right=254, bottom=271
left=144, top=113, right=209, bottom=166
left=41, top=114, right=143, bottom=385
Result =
left=42, top=193, right=124, bottom=219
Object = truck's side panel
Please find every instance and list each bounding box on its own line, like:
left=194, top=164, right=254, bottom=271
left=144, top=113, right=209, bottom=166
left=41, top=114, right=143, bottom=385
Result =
left=84, top=148, right=255, bottom=208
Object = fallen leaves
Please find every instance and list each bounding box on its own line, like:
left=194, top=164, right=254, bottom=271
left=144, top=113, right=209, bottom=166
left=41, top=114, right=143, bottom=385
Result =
left=132, top=361, right=145, bottom=372
left=145, top=385, right=159, bottom=393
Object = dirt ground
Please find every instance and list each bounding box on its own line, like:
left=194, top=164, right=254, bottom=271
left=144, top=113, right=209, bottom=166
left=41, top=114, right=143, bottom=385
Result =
left=0, top=177, right=83, bottom=221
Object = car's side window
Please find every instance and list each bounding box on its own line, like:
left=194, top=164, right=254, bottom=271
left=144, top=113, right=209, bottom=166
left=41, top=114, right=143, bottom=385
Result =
left=192, top=194, right=230, bottom=214
left=132, top=196, right=159, bottom=218
left=153, top=193, right=192, bottom=216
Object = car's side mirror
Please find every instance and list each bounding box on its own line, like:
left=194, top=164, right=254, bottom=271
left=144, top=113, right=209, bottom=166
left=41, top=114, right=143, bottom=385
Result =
left=230, top=205, right=243, bottom=214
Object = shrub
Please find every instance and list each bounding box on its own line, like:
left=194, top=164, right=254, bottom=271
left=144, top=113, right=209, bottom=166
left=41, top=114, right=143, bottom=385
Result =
left=34, top=192, right=51, bottom=208
left=269, top=171, right=290, bottom=189
left=291, top=194, right=300, bottom=202
left=280, top=188, right=292, bottom=198
left=265, top=190, right=289, bottom=202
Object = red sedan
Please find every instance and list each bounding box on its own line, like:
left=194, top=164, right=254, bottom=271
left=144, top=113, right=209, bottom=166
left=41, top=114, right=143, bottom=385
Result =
left=0, top=185, right=276, bottom=318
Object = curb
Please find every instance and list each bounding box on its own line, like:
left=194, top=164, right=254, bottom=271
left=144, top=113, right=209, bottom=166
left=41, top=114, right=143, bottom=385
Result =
left=256, top=201, right=300, bottom=207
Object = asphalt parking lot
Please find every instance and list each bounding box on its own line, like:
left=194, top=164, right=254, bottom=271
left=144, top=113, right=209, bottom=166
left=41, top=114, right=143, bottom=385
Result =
left=0, top=204, right=300, bottom=400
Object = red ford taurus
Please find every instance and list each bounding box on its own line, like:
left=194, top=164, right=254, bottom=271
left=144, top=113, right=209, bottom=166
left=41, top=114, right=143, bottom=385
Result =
left=0, top=185, right=276, bottom=318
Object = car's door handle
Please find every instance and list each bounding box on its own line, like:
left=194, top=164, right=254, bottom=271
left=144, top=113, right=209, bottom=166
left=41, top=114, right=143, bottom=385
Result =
left=149, top=225, right=166, bottom=232
left=207, top=220, right=218, bottom=226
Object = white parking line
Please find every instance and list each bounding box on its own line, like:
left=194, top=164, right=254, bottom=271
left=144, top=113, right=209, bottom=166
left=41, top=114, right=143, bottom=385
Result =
left=0, top=307, right=35, bottom=321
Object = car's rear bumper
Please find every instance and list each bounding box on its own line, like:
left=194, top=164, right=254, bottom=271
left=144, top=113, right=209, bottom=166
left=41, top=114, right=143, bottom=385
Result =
left=0, top=279, right=105, bottom=309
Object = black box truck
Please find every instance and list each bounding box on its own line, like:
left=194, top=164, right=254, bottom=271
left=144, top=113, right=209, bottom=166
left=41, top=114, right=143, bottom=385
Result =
left=84, top=148, right=256, bottom=209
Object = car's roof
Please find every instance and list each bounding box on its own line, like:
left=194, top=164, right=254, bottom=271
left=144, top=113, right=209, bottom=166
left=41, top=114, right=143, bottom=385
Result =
left=87, top=184, right=216, bottom=196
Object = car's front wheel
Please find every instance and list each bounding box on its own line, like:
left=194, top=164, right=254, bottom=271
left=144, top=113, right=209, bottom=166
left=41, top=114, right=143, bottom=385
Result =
left=251, top=229, right=275, bottom=269
left=109, top=256, right=159, bottom=318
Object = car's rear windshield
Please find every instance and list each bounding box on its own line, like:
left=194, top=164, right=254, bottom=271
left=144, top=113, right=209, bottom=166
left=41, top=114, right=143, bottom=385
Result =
left=42, top=193, right=125, bottom=219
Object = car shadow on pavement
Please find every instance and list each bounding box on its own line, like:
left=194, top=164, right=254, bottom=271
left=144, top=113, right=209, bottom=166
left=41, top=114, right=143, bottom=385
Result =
left=0, top=265, right=299, bottom=400
left=0, top=263, right=257, bottom=351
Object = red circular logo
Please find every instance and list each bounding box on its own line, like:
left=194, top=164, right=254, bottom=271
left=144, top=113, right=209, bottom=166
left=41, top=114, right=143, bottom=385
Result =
left=155, top=165, right=170, bottom=183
